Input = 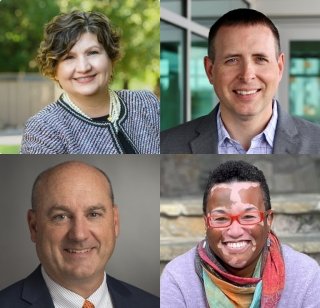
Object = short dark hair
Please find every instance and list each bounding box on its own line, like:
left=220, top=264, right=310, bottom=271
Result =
left=31, top=161, right=114, bottom=210
left=37, top=11, right=121, bottom=79
left=202, top=160, right=271, bottom=213
left=208, top=8, right=281, bottom=60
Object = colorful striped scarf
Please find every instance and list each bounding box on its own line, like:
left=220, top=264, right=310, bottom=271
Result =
left=195, top=231, right=285, bottom=307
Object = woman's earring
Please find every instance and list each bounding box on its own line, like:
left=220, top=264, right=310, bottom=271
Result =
left=267, top=236, right=271, bottom=247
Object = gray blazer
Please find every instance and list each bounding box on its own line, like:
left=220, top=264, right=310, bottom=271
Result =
left=161, top=102, right=320, bottom=154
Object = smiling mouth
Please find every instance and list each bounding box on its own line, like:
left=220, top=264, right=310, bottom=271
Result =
left=74, top=74, right=96, bottom=82
left=65, top=248, right=92, bottom=254
left=234, top=89, right=261, bottom=96
left=223, top=240, right=251, bottom=251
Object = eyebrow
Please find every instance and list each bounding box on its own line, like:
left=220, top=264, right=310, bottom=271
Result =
left=223, top=53, right=269, bottom=59
left=46, top=203, right=107, bottom=216
left=209, top=206, right=258, bottom=214
left=69, top=45, right=102, bottom=53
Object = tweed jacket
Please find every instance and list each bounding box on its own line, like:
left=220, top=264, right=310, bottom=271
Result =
left=0, top=266, right=159, bottom=308
left=161, top=101, right=320, bottom=154
left=21, top=90, right=160, bottom=154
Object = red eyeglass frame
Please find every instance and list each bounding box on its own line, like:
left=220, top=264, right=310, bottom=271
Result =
left=206, top=209, right=272, bottom=228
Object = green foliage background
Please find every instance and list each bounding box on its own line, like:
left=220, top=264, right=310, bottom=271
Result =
left=0, top=0, right=159, bottom=90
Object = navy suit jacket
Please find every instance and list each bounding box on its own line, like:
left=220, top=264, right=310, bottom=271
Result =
left=0, top=266, right=159, bottom=308
left=161, top=102, right=320, bottom=154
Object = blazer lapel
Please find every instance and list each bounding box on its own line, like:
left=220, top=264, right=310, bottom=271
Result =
left=189, top=105, right=219, bottom=154
left=273, top=102, right=299, bottom=153
left=21, top=265, right=55, bottom=307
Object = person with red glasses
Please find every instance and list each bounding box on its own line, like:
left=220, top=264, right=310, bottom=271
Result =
left=160, top=160, right=320, bottom=308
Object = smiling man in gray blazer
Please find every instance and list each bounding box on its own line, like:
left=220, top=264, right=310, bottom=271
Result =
left=161, top=9, right=320, bottom=154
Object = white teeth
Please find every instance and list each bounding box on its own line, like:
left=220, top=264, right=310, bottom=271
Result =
left=236, top=90, right=258, bottom=95
left=67, top=249, right=90, bottom=254
left=226, top=241, right=248, bottom=249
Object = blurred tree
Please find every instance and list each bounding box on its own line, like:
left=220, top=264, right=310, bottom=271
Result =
left=0, top=0, right=60, bottom=72
left=0, top=0, right=159, bottom=90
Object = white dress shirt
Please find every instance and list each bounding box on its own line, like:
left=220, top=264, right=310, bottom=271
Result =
left=41, top=266, right=113, bottom=308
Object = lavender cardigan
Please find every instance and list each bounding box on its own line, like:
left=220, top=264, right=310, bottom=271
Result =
left=161, top=245, right=320, bottom=308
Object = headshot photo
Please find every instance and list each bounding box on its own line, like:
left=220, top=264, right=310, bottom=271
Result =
left=160, top=155, right=320, bottom=307
left=160, top=2, right=320, bottom=154
left=0, top=155, right=159, bottom=307
left=0, top=0, right=159, bottom=154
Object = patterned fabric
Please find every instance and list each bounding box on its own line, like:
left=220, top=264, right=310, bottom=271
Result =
left=20, top=90, right=159, bottom=154
left=82, top=300, right=95, bottom=308
left=195, top=231, right=285, bottom=308
left=41, top=267, right=113, bottom=308
left=217, top=100, right=278, bottom=154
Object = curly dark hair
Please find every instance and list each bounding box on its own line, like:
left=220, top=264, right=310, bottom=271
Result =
left=36, top=11, right=121, bottom=79
left=208, top=8, right=281, bottom=61
left=202, top=160, right=271, bottom=213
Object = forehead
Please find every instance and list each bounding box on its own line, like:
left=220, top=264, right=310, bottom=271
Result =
left=37, top=165, right=112, bottom=209
left=70, top=32, right=101, bottom=50
left=208, top=182, right=264, bottom=211
left=214, top=24, right=277, bottom=56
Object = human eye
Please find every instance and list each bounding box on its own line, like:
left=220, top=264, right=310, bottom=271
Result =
left=62, top=54, right=74, bottom=61
left=88, top=50, right=99, bottom=56
left=225, top=57, right=238, bottom=65
left=240, top=212, right=260, bottom=222
left=211, top=215, right=229, bottom=223
left=52, top=213, right=68, bottom=222
left=88, top=211, right=103, bottom=219
left=256, top=56, right=268, bottom=63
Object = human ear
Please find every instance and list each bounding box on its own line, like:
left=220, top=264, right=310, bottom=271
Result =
left=113, top=205, right=120, bottom=238
left=27, top=209, right=37, bottom=243
left=266, top=210, right=273, bottom=229
left=204, top=56, right=215, bottom=85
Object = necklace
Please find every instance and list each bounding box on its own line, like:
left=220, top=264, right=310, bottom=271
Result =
left=62, top=89, right=121, bottom=132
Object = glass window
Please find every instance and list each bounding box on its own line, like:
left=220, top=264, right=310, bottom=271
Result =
left=289, top=41, right=320, bottom=124
left=161, top=0, right=184, bottom=16
left=160, top=22, right=185, bottom=130
left=191, top=0, right=247, bottom=27
left=191, top=34, right=217, bottom=119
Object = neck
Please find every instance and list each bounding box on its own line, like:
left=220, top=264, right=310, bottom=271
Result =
left=67, top=89, right=110, bottom=118
left=45, top=269, right=105, bottom=298
left=220, top=108, right=272, bottom=151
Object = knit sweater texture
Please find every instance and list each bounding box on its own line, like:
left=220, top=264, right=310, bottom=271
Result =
left=20, top=90, right=159, bottom=154
left=160, top=245, right=320, bottom=308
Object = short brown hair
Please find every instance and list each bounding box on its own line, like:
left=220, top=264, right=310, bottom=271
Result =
left=37, top=11, right=121, bottom=79
left=208, top=8, right=281, bottom=61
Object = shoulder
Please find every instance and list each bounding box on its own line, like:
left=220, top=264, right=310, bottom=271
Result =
left=279, top=244, right=320, bottom=306
left=161, top=247, right=205, bottom=307
left=0, top=279, right=25, bottom=306
left=107, top=275, right=159, bottom=308
left=162, top=247, right=197, bottom=276
left=160, top=113, right=215, bottom=153
left=286, top=112, right=320, bottom=131
left=278, top=104, right=320, bottom=135
left=24, top=101, right=64, bottom=127
left=0, top=266, right=53, bottom=308
left=282, top=244, right=319, bottom=274
left=116, top=90, right=159, bottom=109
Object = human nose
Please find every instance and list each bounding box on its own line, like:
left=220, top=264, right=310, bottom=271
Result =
left=68, top=216, right=89, bottom=241
left=226, top=219, right=245, bottom=238
left=76, top=56, right=91, bottom=73
left=238, top=60, right=255, bottom=82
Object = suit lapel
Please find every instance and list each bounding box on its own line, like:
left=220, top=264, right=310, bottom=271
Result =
left=273, top=102, right=299, bottom=153
left=21, top=266, right=55, bottom=307
left=189, top=105, right=219, bottom=154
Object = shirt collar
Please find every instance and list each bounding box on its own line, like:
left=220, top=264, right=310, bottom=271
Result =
left=217, top=100, right=278, bottom=149
left=41, top=266, right=113, bottom=308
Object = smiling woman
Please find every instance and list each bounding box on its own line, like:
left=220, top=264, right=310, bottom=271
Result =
left=20, top=11, right=159, bottom=154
